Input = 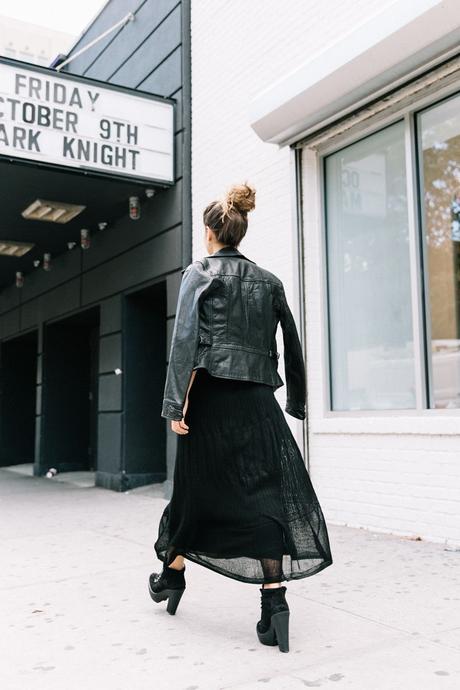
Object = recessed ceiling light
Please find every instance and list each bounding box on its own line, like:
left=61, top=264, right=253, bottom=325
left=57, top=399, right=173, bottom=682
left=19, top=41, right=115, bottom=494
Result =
left=22, top=199, right=86, bottom=223
left=0, top=240, right=34, bottom=257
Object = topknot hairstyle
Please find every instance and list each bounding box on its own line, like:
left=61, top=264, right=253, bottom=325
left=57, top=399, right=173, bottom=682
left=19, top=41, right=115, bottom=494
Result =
left=203, top=181, right=256, bottom=247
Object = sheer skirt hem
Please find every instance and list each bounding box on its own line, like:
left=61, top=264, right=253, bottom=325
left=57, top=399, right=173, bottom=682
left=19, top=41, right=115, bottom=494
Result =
left=156, top=546, right=333, bottom=585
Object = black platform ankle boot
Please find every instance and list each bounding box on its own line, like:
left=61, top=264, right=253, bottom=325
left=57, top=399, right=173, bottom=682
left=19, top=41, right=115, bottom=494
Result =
left=256, top=585, right=290, bottom=652
left=148, top=556, right=186, bottom=615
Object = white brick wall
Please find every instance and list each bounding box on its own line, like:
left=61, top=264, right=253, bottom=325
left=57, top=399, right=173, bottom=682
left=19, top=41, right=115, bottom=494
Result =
left=191, top=0, right=384, bottom=296
left=191, top=0, right=460, bottom=546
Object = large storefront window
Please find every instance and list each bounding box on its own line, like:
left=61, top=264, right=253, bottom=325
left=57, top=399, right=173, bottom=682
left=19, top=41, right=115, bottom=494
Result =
left=324, top=121, right=416, bottom=411
left=417, top=95, right=460, bottom=409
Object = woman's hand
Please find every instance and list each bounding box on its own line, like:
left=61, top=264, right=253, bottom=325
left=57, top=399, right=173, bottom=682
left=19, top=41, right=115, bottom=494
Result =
left=171, top=417, right=189, bottom=434
left=170, top=369, right=196, bottom=435
left=171, top=392, right=190, bottom=434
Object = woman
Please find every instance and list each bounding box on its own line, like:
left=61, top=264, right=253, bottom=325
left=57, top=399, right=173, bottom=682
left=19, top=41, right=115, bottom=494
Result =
left=148, top=183, right=333, bottom=653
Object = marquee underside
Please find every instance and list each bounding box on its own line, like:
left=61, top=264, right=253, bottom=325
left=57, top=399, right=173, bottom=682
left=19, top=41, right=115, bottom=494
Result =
left=0, top=157, right=161, bottom=290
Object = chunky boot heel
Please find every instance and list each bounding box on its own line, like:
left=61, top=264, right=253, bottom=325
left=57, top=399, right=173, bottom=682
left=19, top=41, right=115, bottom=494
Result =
left=271, top=609, right=290, bottom=652
left=166, top=587, right=185, bottom=615
left=256, top=585, right=290, bottom=652
left=148, top=560, right=186, bottom=615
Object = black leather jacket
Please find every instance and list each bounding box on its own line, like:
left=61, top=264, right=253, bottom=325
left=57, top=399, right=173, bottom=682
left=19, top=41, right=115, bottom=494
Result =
left=161, top=245, right=306, bottom=421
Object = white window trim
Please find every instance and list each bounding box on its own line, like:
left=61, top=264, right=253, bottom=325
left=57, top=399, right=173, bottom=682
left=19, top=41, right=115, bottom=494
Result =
left=301, top=59, right=460, bottom=435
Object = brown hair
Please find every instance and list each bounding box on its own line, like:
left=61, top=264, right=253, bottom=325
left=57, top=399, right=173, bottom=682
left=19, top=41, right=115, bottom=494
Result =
left=203, top=182, right=256, bottom=247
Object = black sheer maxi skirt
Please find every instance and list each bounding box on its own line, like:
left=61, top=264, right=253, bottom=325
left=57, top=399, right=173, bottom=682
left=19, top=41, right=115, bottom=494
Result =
left=154, top=367, right=333, bottom=584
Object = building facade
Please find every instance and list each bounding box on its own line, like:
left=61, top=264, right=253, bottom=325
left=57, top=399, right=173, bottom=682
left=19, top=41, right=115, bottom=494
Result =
left=191, top=0, right=460, bottom=545
left=0, top=0, right=191, bottom=496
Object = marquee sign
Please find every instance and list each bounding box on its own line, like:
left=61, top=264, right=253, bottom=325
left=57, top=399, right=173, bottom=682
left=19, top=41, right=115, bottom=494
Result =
left=0, top=58, right=175, bottom=184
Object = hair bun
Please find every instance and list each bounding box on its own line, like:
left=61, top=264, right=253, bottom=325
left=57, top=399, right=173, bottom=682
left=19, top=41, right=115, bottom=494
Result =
left=223, top=182, right=256, bottom=216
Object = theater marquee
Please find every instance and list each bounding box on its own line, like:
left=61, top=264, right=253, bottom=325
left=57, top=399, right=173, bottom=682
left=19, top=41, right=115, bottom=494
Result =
left=0, top=58, right=175, bottom=185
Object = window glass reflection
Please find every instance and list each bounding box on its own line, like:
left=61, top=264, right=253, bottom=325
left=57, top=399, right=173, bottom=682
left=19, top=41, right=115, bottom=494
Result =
left=325, top=121, right=415, bottom=410
left=418, top=96, right=460, bottom=408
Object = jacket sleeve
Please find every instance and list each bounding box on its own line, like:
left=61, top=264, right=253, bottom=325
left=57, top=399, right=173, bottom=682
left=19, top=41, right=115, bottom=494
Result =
left=161, top=261, right=215, bottom=420
left=276, top=282, right=307, bottom=420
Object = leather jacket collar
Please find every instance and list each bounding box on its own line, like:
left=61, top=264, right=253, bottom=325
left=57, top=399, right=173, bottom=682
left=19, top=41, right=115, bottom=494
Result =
left=206, top=245, right=256, bottom=263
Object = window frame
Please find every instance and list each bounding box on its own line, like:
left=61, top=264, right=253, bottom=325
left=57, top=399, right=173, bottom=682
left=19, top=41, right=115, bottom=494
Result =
left=413, top=89, right=460, bottom=410
left=316, top=78, right=460, bottom=417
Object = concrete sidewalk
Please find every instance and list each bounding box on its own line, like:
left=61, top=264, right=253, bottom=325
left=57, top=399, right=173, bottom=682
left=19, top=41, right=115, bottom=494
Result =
left=1, top=465, right=459, bottom=690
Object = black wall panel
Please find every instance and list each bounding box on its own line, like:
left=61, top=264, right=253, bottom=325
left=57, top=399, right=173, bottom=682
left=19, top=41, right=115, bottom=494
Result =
left=97, top=413, right=123, bottom=472
left=81, top=180, right=183, bottom=271
left=21, top=299, right=40, bottom=331
left=2, top=310, right=21, bottom=339
left=0, top=286, right=20, bottom=315
left=81, top=227, right=181, bottom=304
left=140, top=47, right=182, bottom=98
left=100, top=297, right=122, bottom=335
left=99, top=375, right=122, bottom=411
left=99, top=333, right=122, bottom=373
left=20, top=251, right=81, bottom=303
left=41, top=279, right=81, bottom=323
left=67, top=1, right=179, bottom=79
left=108, top=7, right=181, bottom=87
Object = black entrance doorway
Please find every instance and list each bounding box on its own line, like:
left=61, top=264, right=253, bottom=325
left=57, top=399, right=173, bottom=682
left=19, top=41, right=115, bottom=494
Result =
left=0, top=330, right=38, bottom=467
left=41, top=307, right=100, bottom=474
left=123, top=281, right=167, bottom=487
